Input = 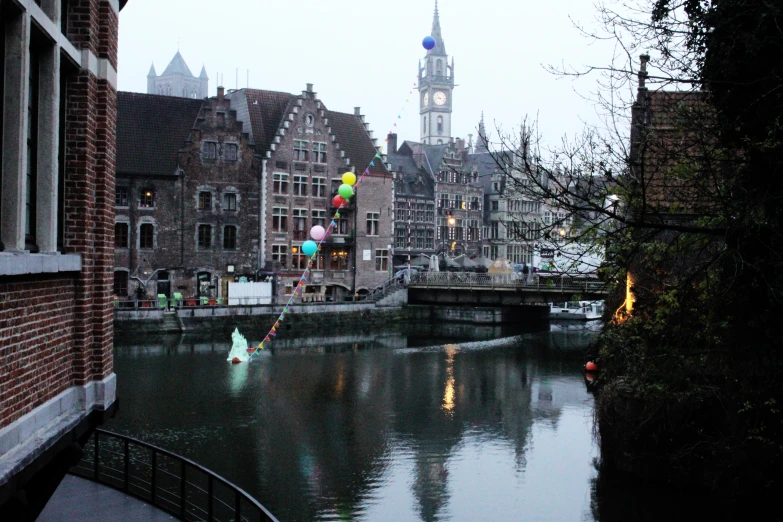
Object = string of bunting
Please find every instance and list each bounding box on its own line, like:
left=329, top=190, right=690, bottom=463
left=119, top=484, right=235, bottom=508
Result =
left=247, top=80, right=418, bottom=359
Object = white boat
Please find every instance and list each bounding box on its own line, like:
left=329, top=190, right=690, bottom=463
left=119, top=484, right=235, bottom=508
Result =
left=549, top=300, right=604, bottom=321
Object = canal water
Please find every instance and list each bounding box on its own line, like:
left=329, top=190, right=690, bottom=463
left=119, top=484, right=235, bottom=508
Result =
left=108, top=320, right=604, bottom=521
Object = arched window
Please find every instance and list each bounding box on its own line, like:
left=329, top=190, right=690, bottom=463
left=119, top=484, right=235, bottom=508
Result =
left=437, top=116, right=443, bottom=134
left=436, top=59, right=443, bottom=76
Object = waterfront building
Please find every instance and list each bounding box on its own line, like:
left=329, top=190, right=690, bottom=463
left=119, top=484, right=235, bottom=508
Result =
left=147, top=51, right=208, bottom=99
left=116, top=83, right=393, bottom=302
left=0, top=0, right=127, bottom=518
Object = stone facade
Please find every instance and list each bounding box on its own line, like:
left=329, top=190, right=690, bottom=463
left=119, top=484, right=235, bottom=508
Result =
left=115, top=88, right=261, bottom=301
left=0, top=0, right=124, bottom=517
left=147, top=51, right=208, bottom=99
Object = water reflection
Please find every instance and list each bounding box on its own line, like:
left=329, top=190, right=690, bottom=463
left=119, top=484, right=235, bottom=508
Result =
left=110, top=320, right=600, bottom=521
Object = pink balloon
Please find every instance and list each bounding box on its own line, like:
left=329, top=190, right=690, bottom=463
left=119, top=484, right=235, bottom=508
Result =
left=310, top=225, right=326, bottom=241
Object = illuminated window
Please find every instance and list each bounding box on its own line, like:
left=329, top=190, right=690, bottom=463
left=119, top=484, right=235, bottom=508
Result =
left=140, top=189, right=155, bottom=208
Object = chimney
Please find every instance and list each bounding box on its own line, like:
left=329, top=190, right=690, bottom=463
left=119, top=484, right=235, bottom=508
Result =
left=306, top=83, right=313, bottom=93
left=354, top=107, right=361, bottom=116
left=638, top=54, right=650, bottom=91
left=387, top=132, right=398, bottom=154
left=456, top=137, right=465, bottom=151
left=217, top=86, right=225, bottom=100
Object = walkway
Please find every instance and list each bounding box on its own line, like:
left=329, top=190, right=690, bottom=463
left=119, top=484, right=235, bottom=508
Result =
left=38, top=474, right=175, bottom=522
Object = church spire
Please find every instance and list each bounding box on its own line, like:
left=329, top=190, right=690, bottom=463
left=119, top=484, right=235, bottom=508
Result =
left=148, top=63, right=157, bottom=78
left=476, top=112, right=489, bottom=154
left=428, top=0, right=447, bottom=56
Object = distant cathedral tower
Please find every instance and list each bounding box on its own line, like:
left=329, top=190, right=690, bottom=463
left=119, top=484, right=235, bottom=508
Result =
left=419, top=0, right=454, bottom=145
left=147, top=51, right=208, bottom=99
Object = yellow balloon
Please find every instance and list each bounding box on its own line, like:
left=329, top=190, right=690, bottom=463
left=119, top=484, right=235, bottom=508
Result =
left=342, top=172, right=357, bottom=186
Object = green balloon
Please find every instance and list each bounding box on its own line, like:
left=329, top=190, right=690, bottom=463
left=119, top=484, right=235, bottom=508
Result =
left=338, top=184, right=354, bottom=199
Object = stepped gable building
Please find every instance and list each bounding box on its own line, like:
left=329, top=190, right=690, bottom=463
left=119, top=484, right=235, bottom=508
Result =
left=115, top=82, right=393, bottom=302
left=147, top=51, right=208, bottom=99
left=229, top=84, right=393, bottom=301
left=0, top=1, right=127, bottom=518
left=115, top=88, right=261, bottom=300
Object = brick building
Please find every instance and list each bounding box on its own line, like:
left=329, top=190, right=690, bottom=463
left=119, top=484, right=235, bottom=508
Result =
left=0, top=0, right=126, bottom=518
left=115, top=83, right=393, bottom=302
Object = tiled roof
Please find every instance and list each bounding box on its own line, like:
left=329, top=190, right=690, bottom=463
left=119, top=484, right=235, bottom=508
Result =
left=389, top=151, right=435, bottom=199
left=117, top=92, right=203, bottom=176
left=327, top=110, right=390, bottom=177
left=242, top=89, right=295, bottom=154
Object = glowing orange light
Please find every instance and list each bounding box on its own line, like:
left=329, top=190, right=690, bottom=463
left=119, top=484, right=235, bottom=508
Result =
left=612, top=273, right=635, bottom=324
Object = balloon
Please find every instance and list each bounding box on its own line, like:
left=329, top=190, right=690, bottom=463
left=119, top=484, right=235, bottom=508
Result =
left=310, top=225, right=326, bottom=241
left=332, top=194, right=347, bottom=208
left=338, top=184, right=354, bottom=199
left=302, top=240, right=318, bottom=257
left=341, top=172, right=357, bottom=186
left=422, top=35, right=436, bottom=50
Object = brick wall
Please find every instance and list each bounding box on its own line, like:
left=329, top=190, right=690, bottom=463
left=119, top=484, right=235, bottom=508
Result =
left=0, top=277, right=76, bottom=428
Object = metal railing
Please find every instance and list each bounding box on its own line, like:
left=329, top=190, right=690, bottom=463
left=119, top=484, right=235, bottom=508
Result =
left=408, top=272, right=608, bottom=293
left=71, top=429, right=278, bottom=522
left=368, top=277, right=405, bottom=302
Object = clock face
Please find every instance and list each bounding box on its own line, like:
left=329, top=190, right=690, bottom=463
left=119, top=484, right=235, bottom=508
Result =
left=423, top=92, right=429, bottom=107
left=434, top=91, right=447, bottom=106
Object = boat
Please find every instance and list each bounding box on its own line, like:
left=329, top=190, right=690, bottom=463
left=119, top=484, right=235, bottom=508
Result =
left=548, top=300, right=604, bottom=321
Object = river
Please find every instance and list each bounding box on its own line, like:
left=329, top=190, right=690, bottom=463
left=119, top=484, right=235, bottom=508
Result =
left=108, top=319, right=606, bottom=521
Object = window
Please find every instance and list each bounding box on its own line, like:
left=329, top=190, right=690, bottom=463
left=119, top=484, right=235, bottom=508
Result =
left=426, top=204, right=434, bottom=222
left=224, top=143, right=238, bottom=161
left=139, top=224, right=154, bottom=249
left=273, top=173, right=288, bottom=194
left=293, top=209, right=307, bottom=240
left=202, top=141, right=217, bottom=160
left=366, top=212, right=379, bottom=236
left=483, top=246, right=490, bottom=258
left=140, top=189, right=155, bottom=208
left=455, top=194, right=464, bottom=210
left=455, top=219, right=464, bottom=242
left=491, top=200, right=499, bottom=211
left=490, top=221, right=499, bottom=239
left=396, top=228, right=406, bottom=248
left=426, top=230, right=434, bottom=250
left=396, top=206, right=407, bottom=221
left=294, top=140, right=309, bottom=161
left=313, top=142, right=327, bottom=163
left=293, top=175, right=307, bottom=196
left=116, top=187, right=129, bottom=207
left=330, top=249, right=349, bottom=271
left=198, top=225, right=212, bottom=248
left=439, top=193, right=449, bottom=209
left=335, top=216, right=349, bottom=235
left=376, top=249, right=389, bottom=272
left=292, top=248, right=307, bottom=270
left=114, top=271, right=129, bottom=297
left=437, top=116, right=443, bottom=134
left=416, top=204, right=426, bottom=222
left=312, top=210, right=326, bottom=228
left=305, top=114, right=315, bottom=127
left=470, top=197, right=480, bottom=210
left=490, top=246, right=499, bottom=259
left=114, top=223, right=128, bottom=248
left=198, top=191, right=212, bottom=210
left=224, top=226, right=237, bottom=249
left=25, top=47, right=40, bottom=247
left=223, top=192, right=237, bottom=211
left=312, top=177, right=326, bottom=197
left=469, top=220, right=480, bottom=241
left=273, top=207, right=288, bottom=232
left=416, top=229, right=425, bottom=249
left=272, top=245, right=287, bottom=268
left=312, top=252, right=325, bottom=270
left=423, top=117, right=426, bottom=134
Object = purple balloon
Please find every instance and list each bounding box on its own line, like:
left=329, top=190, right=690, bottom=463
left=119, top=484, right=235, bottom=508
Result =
left=310, top=225, right=326, bottom=241
left=422, top=36, right=436, bottom=50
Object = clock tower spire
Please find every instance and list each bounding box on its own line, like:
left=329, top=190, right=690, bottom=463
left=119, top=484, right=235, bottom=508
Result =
left=419, top=0, right=454, bottom=145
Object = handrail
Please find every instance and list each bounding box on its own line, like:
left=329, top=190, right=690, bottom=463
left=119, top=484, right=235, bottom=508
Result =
left=71, top=428, right=279, bottom=522
left=408, top=272, right=608, bottom=293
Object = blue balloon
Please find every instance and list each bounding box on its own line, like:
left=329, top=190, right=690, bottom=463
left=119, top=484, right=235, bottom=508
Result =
left=422, top=36, right=436, bottom=50
left=302, top=240, right=318, bottom=257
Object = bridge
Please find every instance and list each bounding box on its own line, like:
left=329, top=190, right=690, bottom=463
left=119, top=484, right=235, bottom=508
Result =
left=407, top=272, right=608, bottom=307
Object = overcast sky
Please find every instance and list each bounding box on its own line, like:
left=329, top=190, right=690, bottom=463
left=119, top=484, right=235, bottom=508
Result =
left=118, top=0, right=620, bottom=151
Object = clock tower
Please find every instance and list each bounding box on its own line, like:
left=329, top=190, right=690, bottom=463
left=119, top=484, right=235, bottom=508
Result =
left=419, top=1, right=454, bottom=145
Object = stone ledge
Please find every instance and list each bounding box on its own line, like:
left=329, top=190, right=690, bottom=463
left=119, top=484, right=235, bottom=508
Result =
left=0, top=253, right=81, bottom=277
left=0, top=375, right=117, bottom=487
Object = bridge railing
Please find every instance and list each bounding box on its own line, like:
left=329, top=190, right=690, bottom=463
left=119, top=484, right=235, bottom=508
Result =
left=71, top=429, right=279, bottom=522
left=408, top=272, right=607, bottom=293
